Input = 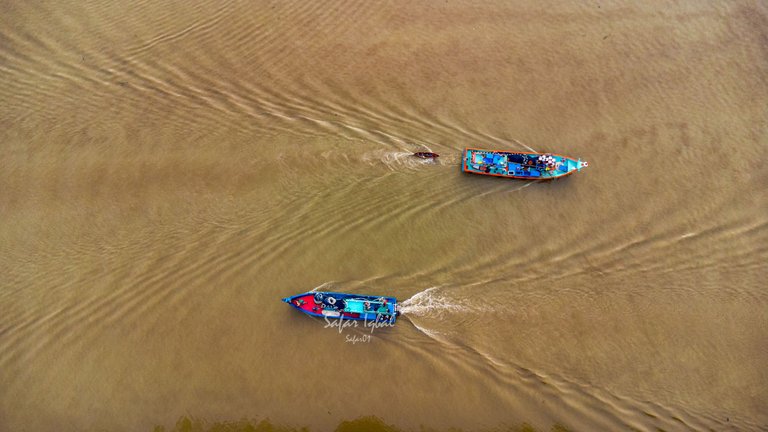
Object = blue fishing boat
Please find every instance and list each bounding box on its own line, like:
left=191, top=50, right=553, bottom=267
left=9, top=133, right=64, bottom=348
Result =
left=282, top=291, right=400, bottom=324
left=463, top=148, right=588, bottom=180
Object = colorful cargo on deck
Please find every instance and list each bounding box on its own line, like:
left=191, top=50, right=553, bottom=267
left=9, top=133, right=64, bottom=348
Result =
left=463, top=148, right=588, bottom=180
left=282, top=291, right=400, bottom=324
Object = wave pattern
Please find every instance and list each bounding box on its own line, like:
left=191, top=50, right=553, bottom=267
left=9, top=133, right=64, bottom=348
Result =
left=1, top=0, right=767, bottom=431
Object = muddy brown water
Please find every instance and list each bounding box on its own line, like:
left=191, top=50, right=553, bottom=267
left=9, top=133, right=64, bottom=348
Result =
left=2, top=1, right=767, bottom=431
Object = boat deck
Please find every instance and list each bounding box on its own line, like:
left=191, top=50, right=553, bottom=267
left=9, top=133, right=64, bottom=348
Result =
left=463, top=148, right=586, bottom=180
left=283, top=291, right=397, bottom=323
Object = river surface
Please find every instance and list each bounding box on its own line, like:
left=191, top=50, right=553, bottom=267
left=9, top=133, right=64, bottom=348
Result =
left=1, top=1, right=767, bottom=431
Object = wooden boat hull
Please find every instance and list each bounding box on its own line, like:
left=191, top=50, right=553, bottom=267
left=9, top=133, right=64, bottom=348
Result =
left=463, top=148, right=588, bottom=180
left=282, top=291, right=399, bottom=324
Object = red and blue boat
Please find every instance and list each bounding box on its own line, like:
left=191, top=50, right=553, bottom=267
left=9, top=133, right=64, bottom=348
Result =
left=463, top=148, right=588, bottom=180
left=282, top=291, right=400, bottom=324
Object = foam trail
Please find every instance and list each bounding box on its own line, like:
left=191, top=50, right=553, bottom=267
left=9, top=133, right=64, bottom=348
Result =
left=399, top=286, right=470, bottom=317
left=407, top=317, right=444, bottom=341
left=361, top=150, right=438, bottom=171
